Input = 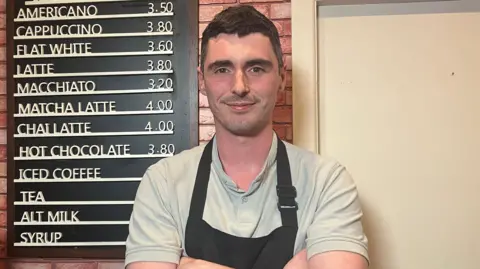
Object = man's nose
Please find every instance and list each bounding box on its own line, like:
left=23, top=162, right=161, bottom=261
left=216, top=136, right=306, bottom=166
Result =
left=231, top=70, right=249, bottom=96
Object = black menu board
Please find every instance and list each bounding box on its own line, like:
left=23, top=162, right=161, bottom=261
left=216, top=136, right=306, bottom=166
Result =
left=6, top=0, right=199, bottom=258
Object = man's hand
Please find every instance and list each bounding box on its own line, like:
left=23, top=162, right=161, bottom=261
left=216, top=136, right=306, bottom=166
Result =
left=284, top=249, right=308, bottom=269
left=178, top=257, right=233, bottom=269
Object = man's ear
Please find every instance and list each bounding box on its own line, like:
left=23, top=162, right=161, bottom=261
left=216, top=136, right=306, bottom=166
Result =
left=197, top=66, right=207, bottom=96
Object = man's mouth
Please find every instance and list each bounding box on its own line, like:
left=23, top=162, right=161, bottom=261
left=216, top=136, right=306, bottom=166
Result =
left=226, top=102, right=254, bottom=111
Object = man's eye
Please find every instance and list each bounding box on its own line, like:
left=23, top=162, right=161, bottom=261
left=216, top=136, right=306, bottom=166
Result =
left=250, top=67, right=264, bottom=73
left=214, top=68, right=229, bottom=73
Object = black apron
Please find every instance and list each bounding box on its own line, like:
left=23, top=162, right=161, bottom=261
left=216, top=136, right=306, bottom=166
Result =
left=184, top=136, right=299, bottom=269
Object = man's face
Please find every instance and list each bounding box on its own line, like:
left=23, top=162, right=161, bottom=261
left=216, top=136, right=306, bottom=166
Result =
left=199, top=33, right=286, bottom=137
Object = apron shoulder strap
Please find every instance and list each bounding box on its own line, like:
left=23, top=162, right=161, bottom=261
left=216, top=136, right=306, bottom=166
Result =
left=188, top=138, right=215, bottom=221
left=275, top=138, right=299, bottom=228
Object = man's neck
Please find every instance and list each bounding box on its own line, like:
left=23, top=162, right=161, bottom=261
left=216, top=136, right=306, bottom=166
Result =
left=215, top=126, right=274, bottom=190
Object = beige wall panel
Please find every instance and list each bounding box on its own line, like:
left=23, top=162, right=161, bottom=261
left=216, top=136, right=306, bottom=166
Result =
left=318, top=3, right=480, bottom=269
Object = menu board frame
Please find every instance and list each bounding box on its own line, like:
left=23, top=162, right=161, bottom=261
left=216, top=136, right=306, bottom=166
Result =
left=6, top=0, right=199, bottom=259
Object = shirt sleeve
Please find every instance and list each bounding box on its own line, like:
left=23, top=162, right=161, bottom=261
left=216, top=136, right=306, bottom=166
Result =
left=125, top=164, right=182, bottom=266
left=306, top=163, right=369, bottom=264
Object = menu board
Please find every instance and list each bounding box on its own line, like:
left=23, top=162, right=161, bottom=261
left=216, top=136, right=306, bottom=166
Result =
left=6, top=0, right=199, bottom=258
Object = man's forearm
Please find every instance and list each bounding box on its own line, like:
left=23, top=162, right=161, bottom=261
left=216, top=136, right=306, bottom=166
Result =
left=179, top=257, right=233, bottom=269
left=126, top=261, right=177, bottom=269
left=178, top=250, right=310, bottom=269
left=179, top=250, right=308, bottom=269
left=284, top=249, right=308, bottom=269
left=308, top=251, right=369, bottom=269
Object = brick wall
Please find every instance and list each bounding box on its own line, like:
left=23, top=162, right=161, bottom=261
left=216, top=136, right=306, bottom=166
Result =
left=0, top=0, right=292, bottom=268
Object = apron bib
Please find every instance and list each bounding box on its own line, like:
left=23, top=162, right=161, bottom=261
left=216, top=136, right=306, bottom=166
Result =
left=184, top=136, right=299, bottom=269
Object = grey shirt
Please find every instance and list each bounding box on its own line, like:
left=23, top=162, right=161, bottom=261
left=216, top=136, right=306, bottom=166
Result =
left=125, top=133, right=369, bottom=266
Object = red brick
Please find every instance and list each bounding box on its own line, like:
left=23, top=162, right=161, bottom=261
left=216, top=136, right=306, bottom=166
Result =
left=239, top=0, right=282, bottom=3
left=273, top=20, right=283, bottom=36
left=286, top=124, right=293, bottom=140
left=273, top=106, right=292, bottom=123
left=97, top=262, right=124, bottom=269
left=0, top=178, right=5, bottom=194
left=273, top=124, right=287, bottom=139
left=284, top=54, right=292, bottom=70
left=54, top=263, right=97, bottom=269
left=200, top=0, right=237, bottom=4
left=0, top=1, right=4, bottom=13
left=0, top=129, right=5, bottom=145
left=285, top=90, right=292, bottom=105
left=276, top=91, right=285, bottom=105
left=0, top=80, right=5, bottom=95
left=0, top=211, right=5, bottom=227
left=270, top=3, right=290, bottom=19
left=11, top=263, right=52, bottom=269
left=0, top=64, right=4, bottom=79
left=199, top=125, right=216, bottom=141
left=283, top=20, right=291, bottom=36
left=199, top=93, right=209, bottom=107
left=199, top=108, right=214, bottom=124
left=0, top=228, right=6, bottom=258
left=251, top=4, right=269, bottom=17
left=0, top=228, right=4, bottom=243
left=0, top=195, right=5, bottom=210
left=0, top=45, right=4, bottom=62
left=0, top=97, right=5, bottom=112
left=0, top=113, right=5, bottom=128
left=199, top=23, right=208, bottom=38
left=0, top=162, right=5, bottom=177
left=0, top=228, right=3, bottom=255
left=0, top=31, right=5, bottom=46
left=0, top=15, right=4, bottom=29
left=285, top=71, right=292, bottom=87
left=280, top=36, right=291, bottom=53
left=199, top=5, right=224, bottom=22
left=0, top=145, right=5, bottom=160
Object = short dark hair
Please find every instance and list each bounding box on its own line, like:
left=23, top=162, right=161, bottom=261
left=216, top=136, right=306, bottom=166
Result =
left=200, top=4, right=284, bottom=72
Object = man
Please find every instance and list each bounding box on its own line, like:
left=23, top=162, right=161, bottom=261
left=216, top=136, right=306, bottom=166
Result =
left=125, top=4, right=369, bottom=269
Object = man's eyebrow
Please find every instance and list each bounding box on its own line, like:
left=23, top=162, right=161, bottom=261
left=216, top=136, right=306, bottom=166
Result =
left=245, top=59, right=273, bottom=68
left=207, top=60, right=233, bottom=71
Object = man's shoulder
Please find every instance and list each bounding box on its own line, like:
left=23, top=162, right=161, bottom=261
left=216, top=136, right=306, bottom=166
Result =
left=281, top=140, right=350, bottom=195
left=146, top=142, right=207, bottom=182
left=282, top=140, right=343, bottom=174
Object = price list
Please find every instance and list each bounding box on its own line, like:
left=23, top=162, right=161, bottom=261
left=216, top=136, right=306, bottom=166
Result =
left=6, top=0, right=199, bottom=258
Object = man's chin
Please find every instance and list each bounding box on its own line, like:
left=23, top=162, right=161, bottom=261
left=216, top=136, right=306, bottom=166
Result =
left=221, top=122, right=265, bottom=137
